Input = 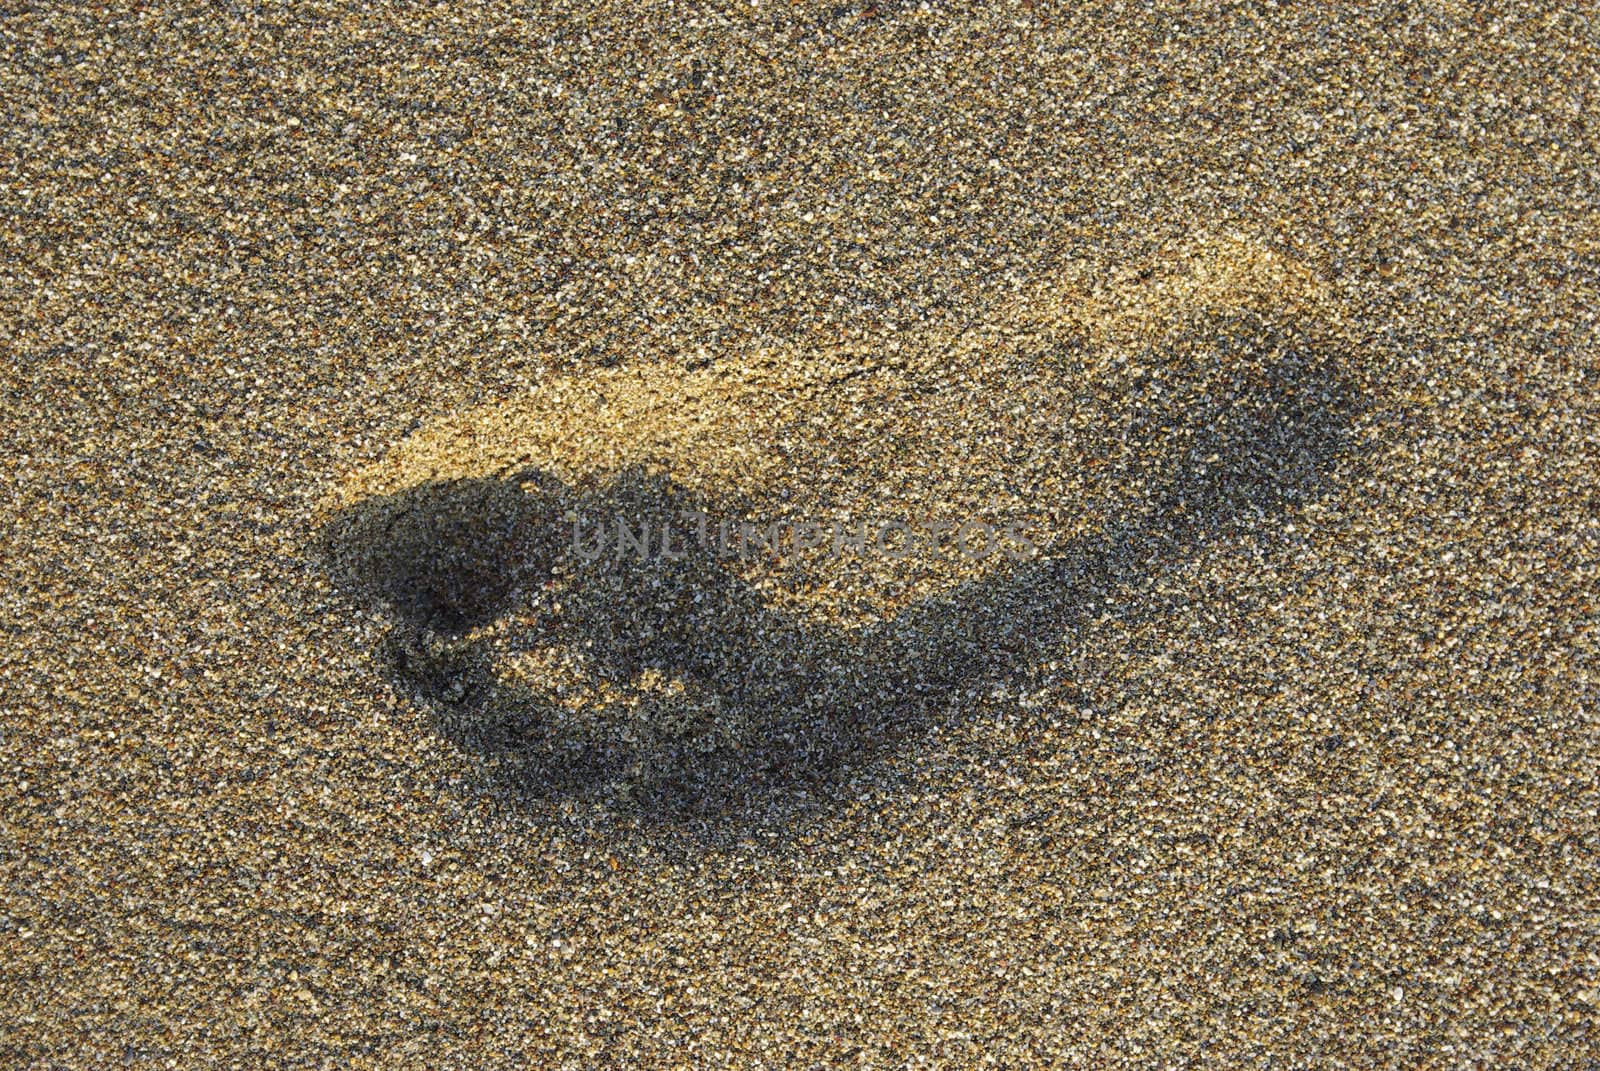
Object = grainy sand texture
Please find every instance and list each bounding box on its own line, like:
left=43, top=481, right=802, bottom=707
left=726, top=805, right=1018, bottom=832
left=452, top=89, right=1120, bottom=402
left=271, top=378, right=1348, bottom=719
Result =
left=4, top=2, right=1598, bottom=1067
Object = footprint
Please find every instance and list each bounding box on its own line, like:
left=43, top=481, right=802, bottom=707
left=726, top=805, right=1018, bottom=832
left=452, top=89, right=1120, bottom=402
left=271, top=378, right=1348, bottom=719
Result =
left=315, top=232, right=1363, bottom=825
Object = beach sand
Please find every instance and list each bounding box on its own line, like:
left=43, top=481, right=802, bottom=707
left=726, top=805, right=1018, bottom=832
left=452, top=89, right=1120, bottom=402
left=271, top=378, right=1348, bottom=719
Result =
left=3, top=2, right=1597, bottom=1066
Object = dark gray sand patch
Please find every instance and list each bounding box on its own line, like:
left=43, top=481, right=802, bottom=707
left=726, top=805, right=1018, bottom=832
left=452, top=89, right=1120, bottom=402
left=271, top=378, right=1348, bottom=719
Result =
left=318, top=285, right=1366, bottom=840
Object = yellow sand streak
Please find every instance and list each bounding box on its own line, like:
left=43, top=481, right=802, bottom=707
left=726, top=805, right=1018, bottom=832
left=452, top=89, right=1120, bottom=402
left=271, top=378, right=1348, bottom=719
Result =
left=325, top=233, right=1331, bottom=519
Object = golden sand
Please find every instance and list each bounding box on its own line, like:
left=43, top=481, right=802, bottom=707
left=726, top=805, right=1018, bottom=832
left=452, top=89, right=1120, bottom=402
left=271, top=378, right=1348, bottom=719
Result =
left=5, top=3, right=1597, bottom=1065
left=324, top=233, right=1342, bottom=617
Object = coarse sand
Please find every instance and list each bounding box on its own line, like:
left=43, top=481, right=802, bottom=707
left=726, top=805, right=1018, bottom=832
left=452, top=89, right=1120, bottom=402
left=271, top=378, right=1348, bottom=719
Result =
left=3, top=3, right=1598, bottom=1067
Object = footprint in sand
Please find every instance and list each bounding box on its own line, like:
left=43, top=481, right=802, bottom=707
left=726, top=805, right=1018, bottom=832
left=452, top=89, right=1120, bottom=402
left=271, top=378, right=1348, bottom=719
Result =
left=315, top=233, right=1363, bottom=822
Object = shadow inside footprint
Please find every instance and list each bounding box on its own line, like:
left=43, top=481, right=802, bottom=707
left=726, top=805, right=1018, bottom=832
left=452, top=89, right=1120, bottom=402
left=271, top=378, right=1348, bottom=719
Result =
left=316, top=311, right=1365, bottom=838
left=318, top=472, right=568, bottom=637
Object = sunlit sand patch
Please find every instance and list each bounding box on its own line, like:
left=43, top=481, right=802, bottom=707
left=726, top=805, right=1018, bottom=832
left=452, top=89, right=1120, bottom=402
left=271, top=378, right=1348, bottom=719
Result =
left=326, top=232, right=1328, bottom=497
left=321, top=232, right=1340, bottom=625
left=496, top=626, right=731, bottom=749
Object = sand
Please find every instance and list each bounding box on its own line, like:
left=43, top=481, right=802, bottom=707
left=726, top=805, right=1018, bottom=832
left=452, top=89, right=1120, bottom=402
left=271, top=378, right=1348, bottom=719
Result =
left=3, top=2, right=1597, bottom=1066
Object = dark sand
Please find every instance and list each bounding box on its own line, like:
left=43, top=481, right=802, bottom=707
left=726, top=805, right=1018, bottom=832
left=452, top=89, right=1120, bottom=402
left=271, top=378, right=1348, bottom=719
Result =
left=4, top=3, right=1597, bottom=1066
